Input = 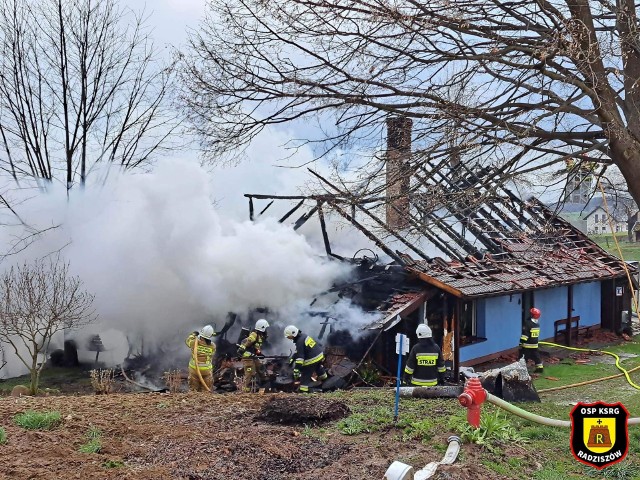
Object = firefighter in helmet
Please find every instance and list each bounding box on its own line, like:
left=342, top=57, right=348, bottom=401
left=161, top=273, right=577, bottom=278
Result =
left=403, top=324, right=446, bottom=386
left=185, top=325, right=216, bottom=392
left=237, top=319, right=270, bottom=392
left=284, top=325, right=328, bottom=393
left=520, top=307, right=543, bottom=372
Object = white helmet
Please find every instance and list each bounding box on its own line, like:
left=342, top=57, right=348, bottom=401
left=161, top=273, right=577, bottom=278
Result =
left=199, top=325, right=215, bottom=340
left=284, top=325, right=299, bottom=339
left=416, top=324, right=432, bottom=339
left=255, top=319, right=270, bottom=332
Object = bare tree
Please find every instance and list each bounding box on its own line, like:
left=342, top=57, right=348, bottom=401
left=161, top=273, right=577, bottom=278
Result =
left=182, top=1, right=640, bottom=207
left=0, top=258, right=97, bottom=394
left=0, top=342, right=6, bottom=375
left=0, top=0, right=177, bottom=191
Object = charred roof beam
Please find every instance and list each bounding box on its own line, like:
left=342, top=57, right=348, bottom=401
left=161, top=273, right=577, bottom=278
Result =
left=309, top=169, right=433, bottom=262
left=414, top=163, right=504, bottom=254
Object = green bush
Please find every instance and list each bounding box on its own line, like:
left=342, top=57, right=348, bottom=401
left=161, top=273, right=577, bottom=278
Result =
left=79, top=426, right=102, bottom=453
left=454, top=410, right=527, bottom=452
left=103, top=460, right=125, bottom=469
left=0, top=427, right=6, bottom=444
left=401, top=418, right=434, bottom=443
left=13, top=411, right=61, bottom=430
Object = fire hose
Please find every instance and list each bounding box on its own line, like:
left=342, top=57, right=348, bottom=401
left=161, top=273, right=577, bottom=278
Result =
left=457, top=377, right=640, bottom=428
left=538, top=341, right=640, bottom=391
left=385, top=435, right=461, bottom=480
left=192, top=339, right=211, bottom=392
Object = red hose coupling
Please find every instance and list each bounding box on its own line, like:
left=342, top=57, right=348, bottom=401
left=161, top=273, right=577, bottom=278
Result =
left=458, top=377, right=487, bottom=428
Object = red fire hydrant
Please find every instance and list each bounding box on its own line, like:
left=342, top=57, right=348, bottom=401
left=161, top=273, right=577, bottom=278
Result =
left=458, top=377, right=487, bottom=428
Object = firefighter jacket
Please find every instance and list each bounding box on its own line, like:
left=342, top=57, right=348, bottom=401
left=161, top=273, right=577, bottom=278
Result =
left=293, top=333, right=324, bottom=368
left=403, top=338, right=446, bottom=387
left=520, top=317, right=540, bottom=349
left=238, top=330, right=266, bottom=357
left=186, top=333, right=216, bottom=371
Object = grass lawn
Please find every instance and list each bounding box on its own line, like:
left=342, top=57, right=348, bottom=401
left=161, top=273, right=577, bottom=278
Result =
left=592, top=233, right=640, bottom=262
left=318, top=337, right=640, bottom=479
left=0, top=367, right=92, bottom=395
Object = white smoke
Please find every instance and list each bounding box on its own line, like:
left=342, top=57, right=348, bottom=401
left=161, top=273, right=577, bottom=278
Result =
left=0, top=158, right=361, bottom=377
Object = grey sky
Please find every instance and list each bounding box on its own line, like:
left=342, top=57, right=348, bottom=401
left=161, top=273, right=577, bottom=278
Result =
left=128, top=0, right=205, bottom=49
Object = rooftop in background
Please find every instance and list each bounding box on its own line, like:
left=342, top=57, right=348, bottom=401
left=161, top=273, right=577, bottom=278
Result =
left=557, top=196, right=638, bottom=220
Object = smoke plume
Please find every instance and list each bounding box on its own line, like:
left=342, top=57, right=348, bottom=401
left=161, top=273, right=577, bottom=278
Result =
left=0, top=159, right=360, bottom=376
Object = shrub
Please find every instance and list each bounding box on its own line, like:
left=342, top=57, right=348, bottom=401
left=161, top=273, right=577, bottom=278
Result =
left=454, top=410, right=527, bottom=452
left=90, top=369, right=115, bottom=394
left=163, top=370, right=183, bottom=393
left=103, top=460, right=125, bottom=469
left=0, top=427, right=6, bottom=444
left=356, top=361, right=382, bottom=386
left=14, top=411, right=61, bottom=430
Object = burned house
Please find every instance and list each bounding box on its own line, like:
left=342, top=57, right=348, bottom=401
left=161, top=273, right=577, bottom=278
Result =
left=245, top=118, right=635, bottom=380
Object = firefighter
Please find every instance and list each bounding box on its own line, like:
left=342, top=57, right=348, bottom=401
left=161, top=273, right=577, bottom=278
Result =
left=520, top=307, right=543, bottom=372
left=284, top=325, right=328, bottom=393
left=237, top=319, right=270, bottom=392
left=403, top=324, right=446, bottom=387
left=185, top=325, right=216, bottom=392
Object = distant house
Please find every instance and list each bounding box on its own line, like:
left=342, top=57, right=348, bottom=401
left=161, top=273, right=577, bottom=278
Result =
left=245, top=118, right=636, bottom=378
left=559, top=197, right=636, bottom=236
left=558, top=162, right=638, bottom=238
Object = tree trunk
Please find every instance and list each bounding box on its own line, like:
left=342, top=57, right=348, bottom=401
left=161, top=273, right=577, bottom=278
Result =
left=610, top=135, right=640, bottom=208
left=30, top=355, right=39, bottom=395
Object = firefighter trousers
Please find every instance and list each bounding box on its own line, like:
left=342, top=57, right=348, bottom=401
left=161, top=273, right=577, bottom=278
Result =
left=188, top=367, right=213, bottom=392
left=519, top=347, right=543, bottom=370
left=242, top=358, right=268, bottom=392
left=299, top=362, right=328, bottom=393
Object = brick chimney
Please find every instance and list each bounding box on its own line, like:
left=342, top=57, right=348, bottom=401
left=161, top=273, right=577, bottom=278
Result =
left=386, top=116, right=412, bottom=229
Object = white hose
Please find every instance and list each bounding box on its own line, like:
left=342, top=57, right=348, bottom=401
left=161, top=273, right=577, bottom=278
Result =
left=385, top=435, right=461, bottom=480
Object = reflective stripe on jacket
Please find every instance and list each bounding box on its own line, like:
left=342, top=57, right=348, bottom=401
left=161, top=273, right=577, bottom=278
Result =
left=294, top=334, right=324, bottom=366
left=521, top=317, right=540, bottom=349
left=239, top=330, right=265, bottom=357
left=186, top=333, right=216, bottom=371
left=404, top=338, right=446, bottom=386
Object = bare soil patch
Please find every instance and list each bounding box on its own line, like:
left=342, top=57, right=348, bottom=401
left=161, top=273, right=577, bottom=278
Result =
left=0, top=391, right=502, bottom=480
left=256, top=395, right=350, bottom=425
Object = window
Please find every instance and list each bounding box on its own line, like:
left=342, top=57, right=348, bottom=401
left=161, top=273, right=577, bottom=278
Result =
left=460, top=301, right=485, bottom=346
left=594, top=214, right=599, bottom=223
left=461, top=301, right=476, bottom=338
left=616, top=225, right=621, bottom=232
left=594, top=226, right=599, bottom=233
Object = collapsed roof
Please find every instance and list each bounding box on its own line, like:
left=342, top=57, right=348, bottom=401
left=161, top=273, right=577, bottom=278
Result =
left=246, top=157, right=633, bottom=300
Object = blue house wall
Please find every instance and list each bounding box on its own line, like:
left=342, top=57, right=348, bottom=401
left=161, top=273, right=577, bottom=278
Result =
left=460, top=294, right=521, bottom=363
left=572, top=281, right=601, bottom=327
left=460, top=281, right=602, bottom=364
left=534, top=286, right=568, bottom=340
